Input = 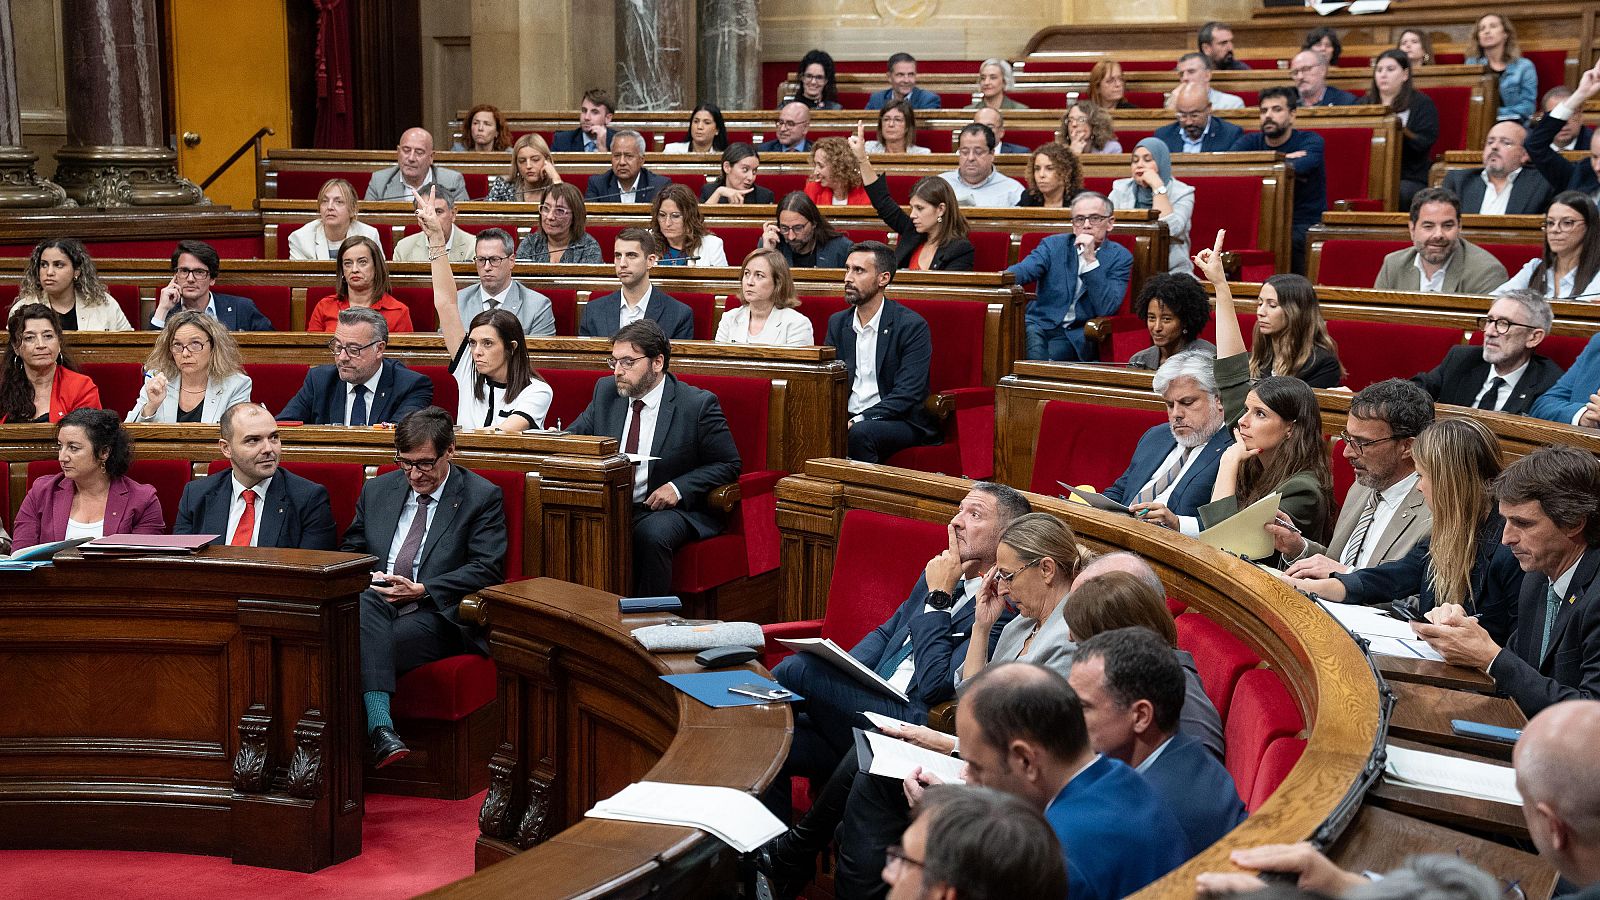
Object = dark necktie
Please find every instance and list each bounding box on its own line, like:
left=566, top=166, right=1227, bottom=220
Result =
left=624, top=399, right=645, bottom=454
left=1476, top=377, right=1506, bottom=411
left=1540, top=582, right=1563, bottom=660
left=350, top=384, right=369, bottom=426
left=486, top=297, right=500, bottom=311
left=392, top=494, right=433, bottom=582
left=875, top=582, right=967, bottom=678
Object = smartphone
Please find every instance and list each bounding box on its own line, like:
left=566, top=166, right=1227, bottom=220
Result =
left=727, top=683, right=794, bottom=702
left=371, top=572, right=393, bottom=585
left=1388, top=603, right=1426, bottom=623
left=1449, top=719, right=1522, bottom=744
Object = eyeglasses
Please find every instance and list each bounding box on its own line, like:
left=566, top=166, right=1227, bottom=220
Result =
left=777, top=223, right=812, bottom=236
left=777, top=118, right=806, bottom=128
left=995, top=557, right=1042, bottom=583
left=1071, top=214, right=1113, bottom=227
left=394, top=454, right=440, bottom=471
left=328, top=338, right=382, bottom=358
left=1338, top=431, right=1407, bottom=455
left=170, top=340, right=211, bottom=356
left=884, top=845, right=926, bottom=872
left=472, top=254, right=510, bottom=266
left=658, top=211, right=685, bottom=221
left=538, top=205, right=572, bottom=218
left=1476, top=316, right=1537, bottom=335
left=1543, top=218, right=1583, bottom=233
left=800, top=73, right=827, bottom=83
left=606, top=355, right=644, bottom=370
left=173, top=266, right=211, bottom=280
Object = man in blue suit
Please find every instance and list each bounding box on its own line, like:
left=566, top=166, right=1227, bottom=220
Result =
left=583, top=131, right=673, bottom=204
left=277, top=307, right=434, bottom=425
left=755, top=102, right=813, bottom=153
left=578, top=228, right=695, bottom=339
left=1526, top=62, right=1600, bottom=203
left=1070, top=627, right=1247, bottom=856
left=864, top=53, right=942, bottom=111
left=1008, top=192, right=1133, bottom=361
left=1532, top=332, right=1600, bottom=426
left=1109, top=350, right=1231, bottom=529
left=175, top=403, right=337, bottom=550
left=549, top=89, right=616, bottom=153
left=148, top=240, right=275, bottom=331
left=1155, top=83, right=1246, bottom=154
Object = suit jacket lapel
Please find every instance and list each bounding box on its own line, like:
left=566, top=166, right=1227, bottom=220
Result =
left=653, top=377, right=680, bottom=457
left=874, top=300, right=894, bottom=375
left=367, top=476, right=406, bottom=562
left=1544, top=548, right=1600, bottom=665
left=370, top=361, right=397, bottom=424
left=103, top=478, right=133, bottom=534
left=417, top=466, right=465, bottom=569
left=1170, top=429, right=1227, bottom=501
left=257, top=475, right=290, bottom=547
left=1371, top=486, right=1426, bottom=562
left=203, top=474, right=233, bottom=536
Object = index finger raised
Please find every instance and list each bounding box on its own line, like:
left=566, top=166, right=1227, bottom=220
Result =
left=1212, top=229, right=1226, bottom=254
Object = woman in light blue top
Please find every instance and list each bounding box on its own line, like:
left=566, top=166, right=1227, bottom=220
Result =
left=1110, top=138, right=1196, bottom=275
left=1465, top=14, right=1537, bottom=123
left=128, top=310, right=251, bottom=424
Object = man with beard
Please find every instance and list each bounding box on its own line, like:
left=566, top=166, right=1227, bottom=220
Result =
left=567, top=319, right=742, bottom=594
left=1443, top=121, right=1556, bottom=216
left=1265, top=379, right=1435, bottom=579
left=1375, top=187, right=1511, bottom=294
left=824, top=241, right=939, bottom=463
left=1198, top=21, right=1250, bottom=70
left=1230, top=87, right=1325, bottom=273
left=1413, top=288, right=1564, bottom=414
left=1155, top=82, right=1244, bottom=154
left=1110, top=350, right=1233, bottom=530
left=1290, top=50, right=1359, bottom=107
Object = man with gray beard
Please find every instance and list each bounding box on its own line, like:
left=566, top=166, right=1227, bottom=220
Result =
left=1108, top=349, right=1232, bottom=532
left=1443, top=121, right=1555, bottom=216
left=1412, top=288, right=1564, bottom=414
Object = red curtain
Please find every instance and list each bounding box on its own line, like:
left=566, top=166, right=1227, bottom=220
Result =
left=313, top=0, right=354, bottom=148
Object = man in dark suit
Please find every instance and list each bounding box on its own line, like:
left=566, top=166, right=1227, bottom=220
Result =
left=277, top=307, right=434, bottom=425
left=1543, top=87, right=1594, bottom=152
left=567, top=319, right=741, bottom=594
left=578, top=228, right=695, bottom=339
left=148, top=240, right=274, bottom=331
left=1113, top=350, right=1232, bottom=528
left=175, top=403, right=336, bottom=550
left=1413, top=290, right=1564, bottom=414
left=341, top=407, right=507, bottom=765
left=1526, top=62, right=1600, bottom=202
left=1070, top=628, right=1246, bottom=856
left=1155, top=82, right=1245, bottom=154
left=549, top=89, right=615, bottom=153
left=1414, top=447, right=1600, bottom=717
left=756, top=102, right=813, bottom=153
left=825, top=241, right=939, bottom=463
left=583, top=131, right=672, bottom=204
left=1442, top=121, right=1556, bottom=216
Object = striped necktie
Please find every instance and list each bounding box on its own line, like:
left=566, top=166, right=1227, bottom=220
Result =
left=1341, top=492, right=1380, bottom=568
left=1137, top=448, right=1192, bottom=505
left=1540, top=582, right=1563, bottom=661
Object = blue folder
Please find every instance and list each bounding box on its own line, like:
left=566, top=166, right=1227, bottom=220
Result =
left=660, top=671, right=804, bottom=708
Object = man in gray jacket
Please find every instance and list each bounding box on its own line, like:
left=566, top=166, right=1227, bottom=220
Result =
left=455, top=228, right=555, bottom=337
left=1374, top=187, right=1508, bottom=294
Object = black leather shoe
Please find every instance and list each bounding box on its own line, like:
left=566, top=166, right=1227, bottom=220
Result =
left=754, top=837, right=815, bottom=900
left=370, top=726, right=410, bottom=768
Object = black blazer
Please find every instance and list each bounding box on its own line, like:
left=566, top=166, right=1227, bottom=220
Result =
left=578, top=287, right=695, bottom=340
left=1489, top=547, right=1600, bottom=716
left=147, top=292, right=274, bottom=332
left=584, top=168, right=674, bottom=204
left=1395, top=92, right=1441, bottom=185
left=864, top=178, right=974, bottom=271
left=341, top=465, right=507, bottom=654
left=1154, top=119, right=1245, bottom=154
left=824, top=299, right=939, bottom=440
left=174, top=467, right=337, bottom=550
left=779, top=234, right=853, bottom=269
left=567, top=373, right=742, bottom=537
left=1261, top=344, right=1343, bottom=389
left=276, top=358, right=434, bottom=425
left=550, top=126, right=614, bottom=153
left=1411, top=345, right=1564, bottom=414
left=1527, top=109, right=1600, bottom=197
left=698, top=182, right=776, bottom=205
left=1442, top=167, right=1555, bottom=216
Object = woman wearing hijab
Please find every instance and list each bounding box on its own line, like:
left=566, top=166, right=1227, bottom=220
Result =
left=1109, top=138, right=1196, bottom=275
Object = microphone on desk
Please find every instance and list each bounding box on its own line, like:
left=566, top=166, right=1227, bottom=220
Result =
left=656, top=256, right=701, bottom=267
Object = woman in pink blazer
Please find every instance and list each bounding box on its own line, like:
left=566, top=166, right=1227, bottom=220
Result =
left=12, top=408, right=164, bottom=550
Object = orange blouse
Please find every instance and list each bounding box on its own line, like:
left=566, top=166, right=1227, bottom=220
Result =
left=804, top=181, right=871, bottom=207
left=307, top=292, right=415, bottom=333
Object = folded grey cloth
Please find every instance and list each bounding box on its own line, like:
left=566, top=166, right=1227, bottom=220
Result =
left=632, top=621, right=765, bottom=652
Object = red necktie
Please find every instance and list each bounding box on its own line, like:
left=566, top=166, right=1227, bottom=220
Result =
left=624, top=399, right=645, bottom=453
left=231, top=489, right=256, bottom=546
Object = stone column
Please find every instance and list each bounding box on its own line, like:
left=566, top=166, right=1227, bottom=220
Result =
left=0, top=0, right=67, bottom=207
left=697, top=0, right=760, bottom=111
left=53, top=0, right=203, bottom=206
left=615, top=0, right=693, bottom=111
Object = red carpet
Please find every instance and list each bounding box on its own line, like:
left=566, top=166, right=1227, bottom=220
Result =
left=0, top=791, right=486, bottom=899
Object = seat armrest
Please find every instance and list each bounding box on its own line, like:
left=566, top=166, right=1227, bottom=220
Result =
left=458, top=594, right=488, bottom=626
left=928, top=386, right=995, bottom=419
left=926, top=701, right=958, bottom=735
left=708, top=482, right=741, bottom=513
left=761, top=618, right=825, bottom=669
left=1085, top=314, right=1145, bottom=345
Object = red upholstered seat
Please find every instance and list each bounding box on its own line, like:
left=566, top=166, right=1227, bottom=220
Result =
left=762, top=173, right=809, bottom=200
left=1332, top=439, right=1356, bottom=502
left=1165, top=597, right=1188, bottom=617
left=462, top=174, right=491, bottom=200
left=273, top=169, right=373, bottom=200
left=537, top=368, right=608, bottom=430
left=1185, top=175, right=1276, bottom=278
left=1005, top=130, right=1057, bottom=151
left=761, top=509, right=948, bottom=670
left=412, top=365, right=459, bottom=418
left=1028, top=400, right=1165, bottom=495
left=1251, top=736, right=1308, bottom=813
left=1313, top=238, right=1410, bottom=288
left=76, top=362, right=145, bottom=418
left=474, top=467, right=528, bottom=581
left=586, top=225, right=624, bottom=262
left=107, top=285, right=141, bottom=327
left=1325, top=319, right=1465, bottom=391
left=216, top=285, right=293, bottom=331
left=718, top=227, right=765, bottom=266
left=542, top=288, right=579, bottom=336
left=967, top=230, right=1011, bottom=270
left=1225, top=669, right=1304, bottom=805
left=1418, top=86, right=1472, bottom=154
left=672, top=292, right=723, bottom=340
left=1522, top=50, right=1569, bottom=98
left=242, top=363, right=311, bottom=417
left=1308, top=127, right=1378, bottom=207
left=386, top=286, right=437, bottom=332
left=1477, top=243, right=1543, bottom=279
left=1124, top=91, right=1167, bottom=108
left=1174, top=612, right=1260, bottom=720
left=455, top=221, right=520, bottom=240
left=392, top=654, right=497, bottom=721
left=1469, top=331, right=1588, bottom=370
left=665, top=171, right=713, bottom=194
left=885, top=297, right=994, bottom=479
left=883, top=174, right=922, bottom=204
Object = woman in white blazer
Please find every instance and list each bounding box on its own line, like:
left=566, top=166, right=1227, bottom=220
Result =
left=127, top=310, right=252, bottom=424
left=287, top=178, right=385, bottom=261
left=715, top=248, right=815, bottom=347
left=8, top=238, right=132, bottom=331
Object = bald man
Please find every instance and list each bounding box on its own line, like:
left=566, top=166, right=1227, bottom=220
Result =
left=1516, top=700, right=1600, bottom=897
left=365, top=127, right=468, bottom=202
left=1290, top=50, right=1359, bottom=108
left=1155, top=82, right=1245, bottom=154
left=758, top=102, right=813, bottom=153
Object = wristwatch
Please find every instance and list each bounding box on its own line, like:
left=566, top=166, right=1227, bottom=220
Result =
left=1155, top=185, right=1169, bottom=196
left=925, top=589, right=955, bottom=611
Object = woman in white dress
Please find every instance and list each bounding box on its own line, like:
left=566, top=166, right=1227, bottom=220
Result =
left=416, top=188, right=552, bottom=432
left=127, top=310, right=252, bottom=424
left=715, top=248, right=814, bottom=347
left=287, top=178, right=382, bottom=261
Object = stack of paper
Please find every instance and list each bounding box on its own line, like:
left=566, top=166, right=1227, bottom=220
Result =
left=1317, top=601, right=1445, bottom=661
left=777, top=638, right=909, bottom=702
left=1384, top=745, right=1522, bottom=806
left=861, top=730, right=967, bottom=784
left=1197, top=493, right=1281, bottom=560
left=586, top=781, right=785, bottom=852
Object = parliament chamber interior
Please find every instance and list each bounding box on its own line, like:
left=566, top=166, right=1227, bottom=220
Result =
left=4, top=0, right=1600, bottom=898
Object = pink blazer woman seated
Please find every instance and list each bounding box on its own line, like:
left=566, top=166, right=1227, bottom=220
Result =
left=12, top=473, right=166, bottom=549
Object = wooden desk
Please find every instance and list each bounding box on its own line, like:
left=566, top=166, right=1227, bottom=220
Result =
left=1330, top=806, right=1556, bottom=900
left=420, top=577, right=791, bottom=896
left=1376, top=653, right=1499, bottom=693
left=0, top=547, right=372, bottom=872
left=1369, top=738, right=1529, bottom=842
left=1387, top=680, right=1525, bottom=761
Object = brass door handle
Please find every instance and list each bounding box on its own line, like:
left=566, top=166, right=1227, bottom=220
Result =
left=182, top=131, right=202, bottom=148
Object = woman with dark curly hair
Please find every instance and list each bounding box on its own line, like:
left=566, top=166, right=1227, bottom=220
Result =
left=1128, top=274, right=1217, bottom=370
left=1017, top=142, right=1082, bottom=209
left=9, top=238, right=131, bottom=331
left=788, top=49, right=842, bottom=110
left=1061, top=101, right=1122, bottom=155
left=12, top=408, right=165, bottom=549
left=0, top=303, right=100, bottom=424
left=1301, top=26, right=1343, bottom=65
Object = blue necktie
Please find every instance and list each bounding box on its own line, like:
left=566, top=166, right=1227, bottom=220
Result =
left=875, top=582, right=966, bottom=678
left=350, top=384, right=369, bottom=427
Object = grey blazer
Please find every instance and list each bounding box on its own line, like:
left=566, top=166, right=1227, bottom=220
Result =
left=958, top=598, right=1074, bottom=686
left=126, top=371, right=253, bottom=424
left=1373, top=240, right=1509, bottom=296
left=1286, top=479, right=1432, bottom=570
left=364, top=165, right=468, bottom=203
left=457, top=281, right=556, bottom=337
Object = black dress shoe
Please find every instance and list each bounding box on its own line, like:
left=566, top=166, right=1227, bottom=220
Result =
left=370, top=726, right=410, bottom=768
left=754, top=837, right=815, bottom=900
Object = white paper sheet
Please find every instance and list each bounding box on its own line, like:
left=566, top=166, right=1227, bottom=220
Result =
left=777, top=638, right=909, bottom=702
left=862, top=730, right=968, bottom=784
left=586, top=781, right=785, bottom=853
left=1384, top=745, right=1521, bottom=806
left=1312, top=2, right=1350, bottom=14
left=1362, top=634, right=1447, bottom=662
left=863, top=711, right=919, bottom=732
left=1317, top=600, right=1420, bottom=640
left=1348, top=0, right=1391, bottom=14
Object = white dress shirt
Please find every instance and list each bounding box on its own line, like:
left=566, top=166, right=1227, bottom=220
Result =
left=848, top=303, right=884, bottom=419
left=622, top=376, right=669, bottom=503
left=887, top=573, right=983, bottom=692
left=618, top=175, right=642, bottom=204
left=1496, top=257, right=1600, bottom=302
left=938, top=169, right=1025, bottom=207
left=1350, top=472, right=1420, bottom=569
left=226, top=474, right=271, bottom=547
left=619, top=286, right=654, bottom=328
left=1413, top=253, right=1451, bottom=293
left=1477, top=168, right=1523, bottom=216
left=385, top=467, right=449, bottom=574
left=1472, top=358, right=1529, bottom=411
left=343, top=367, right=385, bottom=426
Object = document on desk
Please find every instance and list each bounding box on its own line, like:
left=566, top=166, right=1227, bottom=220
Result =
left=1059, top=483, right=1133, bottom=515
left=1196, top=493, right=1280, bottom=560
left=1384, top=744, right=1521, bottom=806
left=1317, top=601, right=1447, bottom=660
left=586, top=781, right=785, bottom=852
left=1347, top=0, right=1390, bottom=14
left=863, top=711, right=919, bottom=732
left=776, top=638, right=909, bottom=702
left=859, top=730, right=967, bottom=784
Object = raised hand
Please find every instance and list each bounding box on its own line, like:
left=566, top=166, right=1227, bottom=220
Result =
left=760, top=221, right=782, bottom=249
left=847, top=122, right=868, bottom=162
left=923, top=524, right=964, bottom=595
left=411, top=184, right=444, bottom=239
left=141, top=372, right=169, bottom=418
left=155, top=277, right=181, bottom=316
left=1193, top=229, right=1227, bottom=283
left=972, top=564, right=1005, bottom=628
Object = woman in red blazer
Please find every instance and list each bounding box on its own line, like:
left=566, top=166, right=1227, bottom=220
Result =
left=11, top=408, right=165, bottom=550
left=1, top=302, right=102, bottom=424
